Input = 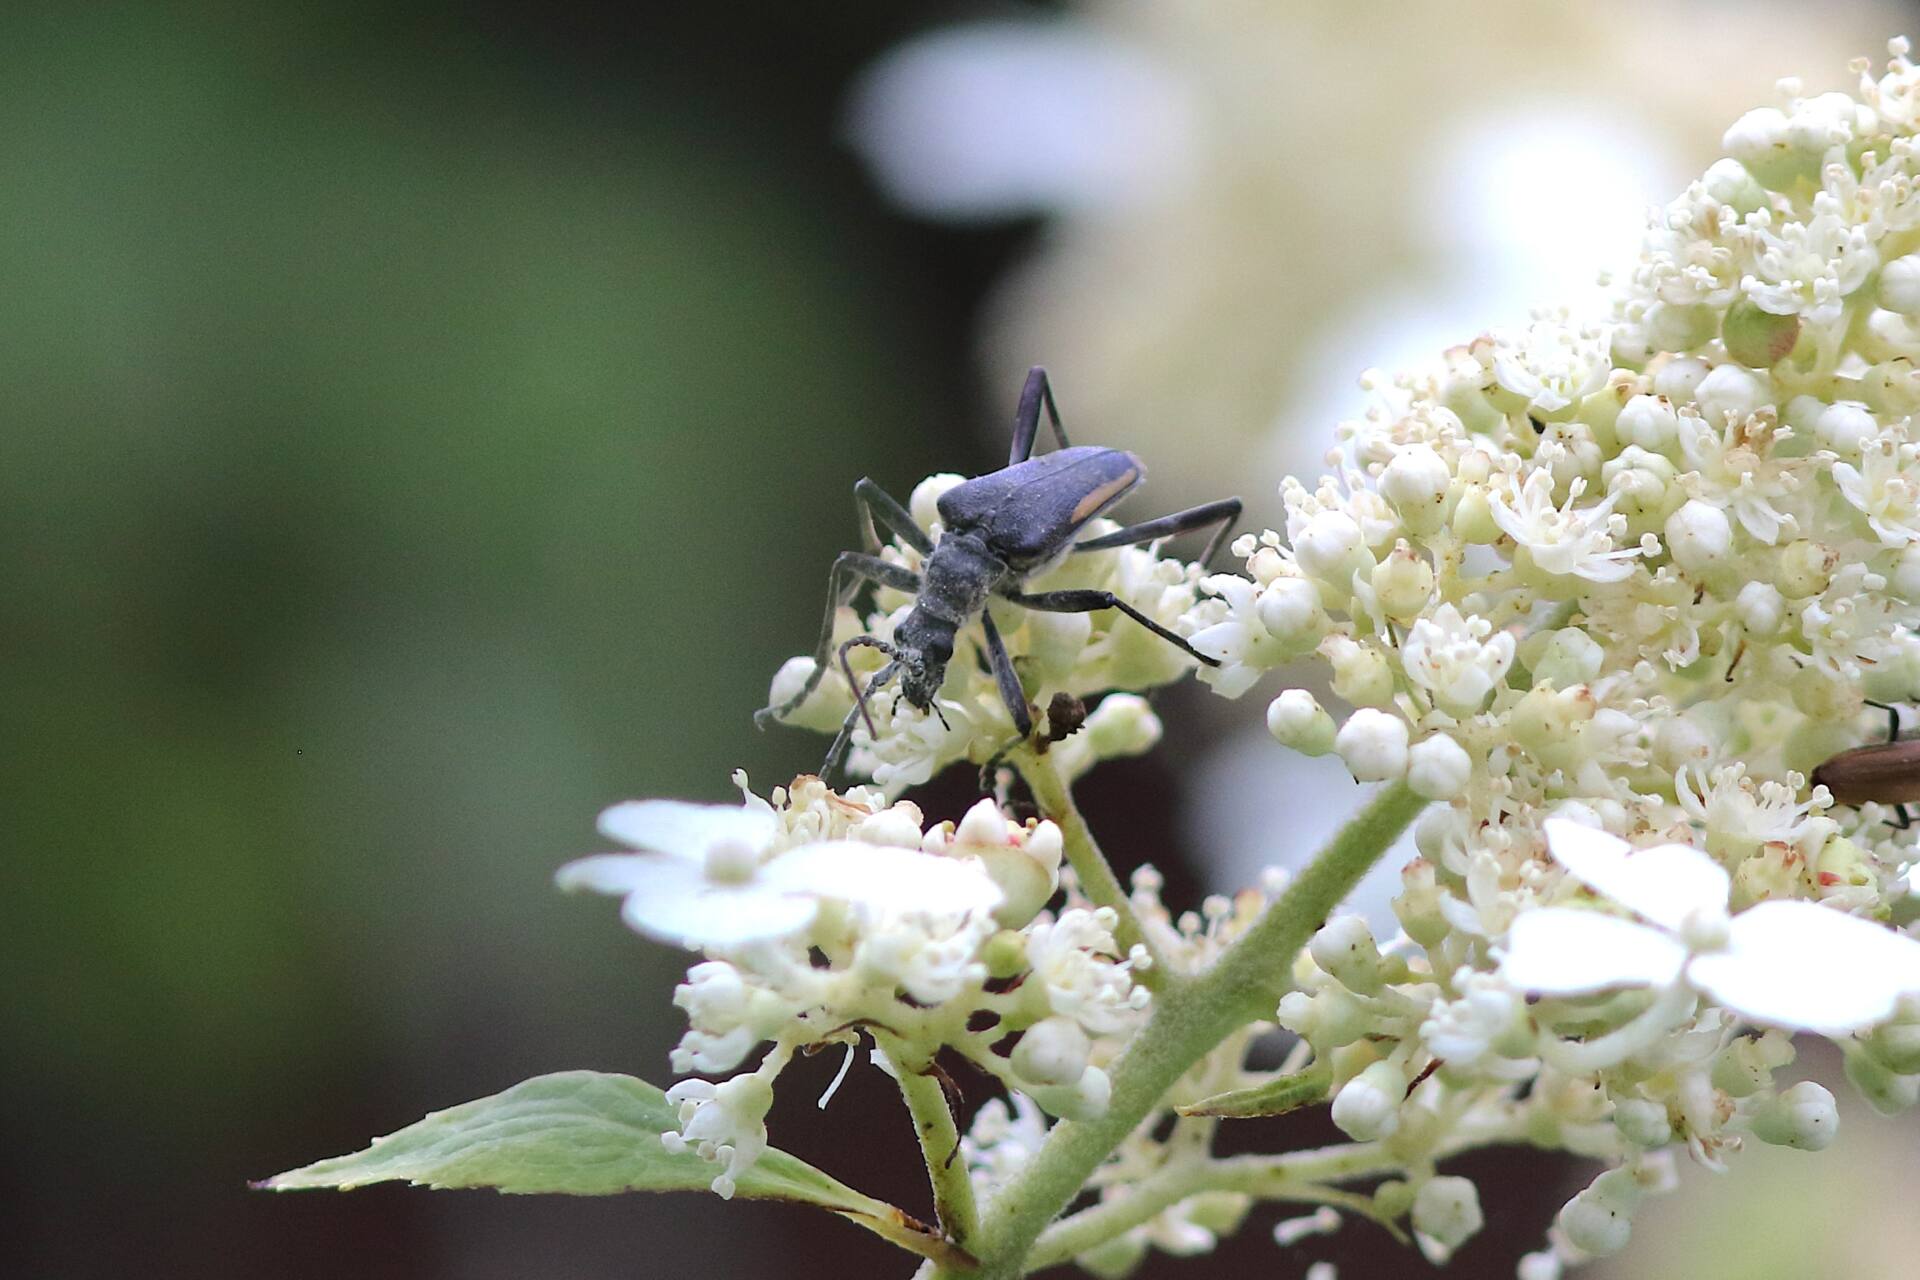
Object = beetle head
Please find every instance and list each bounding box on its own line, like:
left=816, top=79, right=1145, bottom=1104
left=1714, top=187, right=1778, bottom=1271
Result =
left=891, top=610, right=955, bottom=711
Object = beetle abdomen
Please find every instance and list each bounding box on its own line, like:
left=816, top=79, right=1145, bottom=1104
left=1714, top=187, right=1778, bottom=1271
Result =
left=936, top=446, right=1143, bottom=573
left=1812, top=739, right=1920, bottom=806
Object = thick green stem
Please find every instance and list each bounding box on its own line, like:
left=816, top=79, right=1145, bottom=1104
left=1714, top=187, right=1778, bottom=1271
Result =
left=1013, top=746, right=1171, bottom=989
left=881, top=1033, right=980, bottom=1253
left=943, top=781, right=1427, bottom=1278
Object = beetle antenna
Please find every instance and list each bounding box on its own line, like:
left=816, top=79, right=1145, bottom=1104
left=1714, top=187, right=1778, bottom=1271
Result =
left=839, top=636, right=896, bottom=738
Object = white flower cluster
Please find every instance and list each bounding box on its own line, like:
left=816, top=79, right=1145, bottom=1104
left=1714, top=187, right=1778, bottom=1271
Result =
left=762, top=473, right=1199, bottom=788
left=559, top=775, right=1147, bottom=1197
left=1163, top=43, right=1920, bottom=1272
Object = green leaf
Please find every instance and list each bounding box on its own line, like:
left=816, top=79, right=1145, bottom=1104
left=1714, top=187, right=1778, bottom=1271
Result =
left=1176, top=1061, right=1332, bottom=1119
left=259, top=1070, right=972, bottom=1268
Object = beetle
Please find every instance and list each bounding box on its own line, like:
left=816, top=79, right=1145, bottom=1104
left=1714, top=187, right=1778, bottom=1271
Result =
left=1812, top=701, right=1920, bottom=828
left=755, top=366, right=1242, bottom=770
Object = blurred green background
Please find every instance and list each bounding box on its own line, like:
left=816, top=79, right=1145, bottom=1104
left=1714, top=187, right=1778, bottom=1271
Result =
left=10, top=4, right=1920, bottom=1278
left=2, top=4, right=1006, bottom=1275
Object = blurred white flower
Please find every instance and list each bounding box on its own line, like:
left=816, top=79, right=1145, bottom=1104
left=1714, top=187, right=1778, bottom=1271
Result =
left=556, top=798, right=1002, bottom=949
left=1503, top=820, right=1920, bottom=1035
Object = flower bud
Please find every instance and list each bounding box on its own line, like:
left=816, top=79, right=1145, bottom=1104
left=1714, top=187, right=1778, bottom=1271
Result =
left=1733, top=580, right=1787, bottom=635
left=1268, top=688, right=1337, bottom=756
left=1722, top=298, right=1801, bottom=368
left=1380, top=444, right=1453, bottom=534
left=1700, top=156, right=1765, bottom=213
left=1651, top=714, right=1713, bottom=773
left=1774, top=538, right=1837, bottom=598
left=1335, top=708, right=1410, bottom=782
left=1370, top=543, right=1435, bottom=619
left=1518, top=1250, right=1564, bottom=1280
left=1080, top=694, right=1161, bottom=761
left=1257, top=577, right=1330, bottom=651
left=1392, top=858, right=1451, bottom=949
left=764, top=656, right=855, bottom=733
left=1450, top=485, right=1502, bottom=544
left=1864, top=999, right=1920, bottom=1075
left=1411, top=1176, right=1484, bottom=1263
left=1011, top=1017, right=1092, bottom=1087
left=1611, top=1097, right=1672, bottom=1149
left=1644, top=302, right=1717, bottom=354
left=1021, top=608, right=1094, bottom=684
left=1710, top=1037, right=1777, bottom=1098
left=1652, top=356, right=1710, bottom=403
left=1722, top=106, right=1810, bottom=188
left=1883, top=252, right=1920, bottom=315
left=1614, top=394, right=1679, bottom=453
left=950, top=798, right=1061, bottom=929
left=1556, top=1167, right=1641, bottom=1258
left=982, top=929, right=1028, bottom=979
left=1527, top=627, right=1605, bottom=688
left=1814, top=400, right=1878, bottom=454
left=1310, top=915, right=1385, bottom=995
left=1323, top=636, right=1396, bottom=707
left=1407, top=732, right=1473, bottom=800
left=1665, top=499, right=1733, bottom=573
left=1844, top=1039, right=1920, bottom=1115
left=1293, top=510, right=1373, bottom=589
left=1028, top=1064, right=1111, bottom=1122
left=1331, top=1059, right=1405, bottom=1140
left=1751, top=1081, right=1838, bottom=1151
left=1510, top=685, right=1595, bottom=758
left=1276, top=985, right=1375, bottom=1050
left=908, top=473, right=965, bottom=530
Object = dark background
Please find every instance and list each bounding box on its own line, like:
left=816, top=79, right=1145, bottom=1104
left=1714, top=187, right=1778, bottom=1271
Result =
left=7, top=4, right=1915, bottom=1278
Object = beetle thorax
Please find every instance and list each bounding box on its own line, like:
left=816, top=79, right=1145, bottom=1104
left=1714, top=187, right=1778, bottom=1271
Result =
left=916, top=532, right=1006, bottom=624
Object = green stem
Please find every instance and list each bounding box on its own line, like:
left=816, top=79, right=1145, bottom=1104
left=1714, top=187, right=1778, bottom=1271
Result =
left=1013, top=746, right=1171, bottom=988
left=945, top=781, right=1427, bottom=1279
left=1028, top=1113, right=1531, bottom=1269
left=880, top=1033, right=980, bottom=1253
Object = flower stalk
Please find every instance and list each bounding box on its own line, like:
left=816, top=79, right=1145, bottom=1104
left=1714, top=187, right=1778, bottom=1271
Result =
left=945, top=781, right=1426, bottom=1278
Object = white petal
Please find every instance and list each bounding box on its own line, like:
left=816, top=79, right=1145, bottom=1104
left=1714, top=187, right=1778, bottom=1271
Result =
left=1687, top=901, right=1920, bottom=1034
left=765, top=841, right=1004, bottom=916
left=1543, top=818, right=1728, bottom=931
left=555, top=853, right=662, bottom=897
left=596, top=800, right=775, bottom=858
left=625, top=882, right=817, bottom=950
left=560, top=853, right=817, bottom=949
left=1501, top=907, right=1686, bottom=994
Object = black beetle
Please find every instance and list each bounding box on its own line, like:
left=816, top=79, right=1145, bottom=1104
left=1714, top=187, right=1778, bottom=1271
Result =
left=1813, top=701, right=1920, bottom=828
left=756, top=367, right=1242, bottom=770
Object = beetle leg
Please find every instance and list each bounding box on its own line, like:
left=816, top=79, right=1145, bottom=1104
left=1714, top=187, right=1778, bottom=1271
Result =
left=1890, top=804, right=1914, bottom=831
left=854, top=477, right=933, bottom=556
left=1866, top=699, right=1905, bottom=743
left=977, top=606, right=1034, bottom=739
left=1073, top=497, right=1244, bottom=567
left=755, top=552, right=922, bottom=728
left=1008, top=365, right=1070, bottom=465
left=823, top=659, right=899, bottom=776
left=1001, top=587, right=1222, bottom=668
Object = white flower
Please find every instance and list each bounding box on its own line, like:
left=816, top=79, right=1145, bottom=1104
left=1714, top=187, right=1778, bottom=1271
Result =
left=1503, top=820, right=1920, bottom=1035
left=557, top=798, right=1002, bottom=950
left=1489, top=321, right=1611, bottom=417
left=1833, top=435, right=1920, bottom=546
left=661, top=1071, right=776, bottom=1199
left=1024, top=906, right=1150, bottom=1036
left=1488, top=469, right=1645, bottom=583
left=1400, top=604, right=1515, bottom=715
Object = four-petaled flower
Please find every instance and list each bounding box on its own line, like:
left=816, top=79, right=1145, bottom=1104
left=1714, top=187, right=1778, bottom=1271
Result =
left=557, top=799, right=1003, bottom=950
left=1502, top=819, right=1920, bottom=1035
